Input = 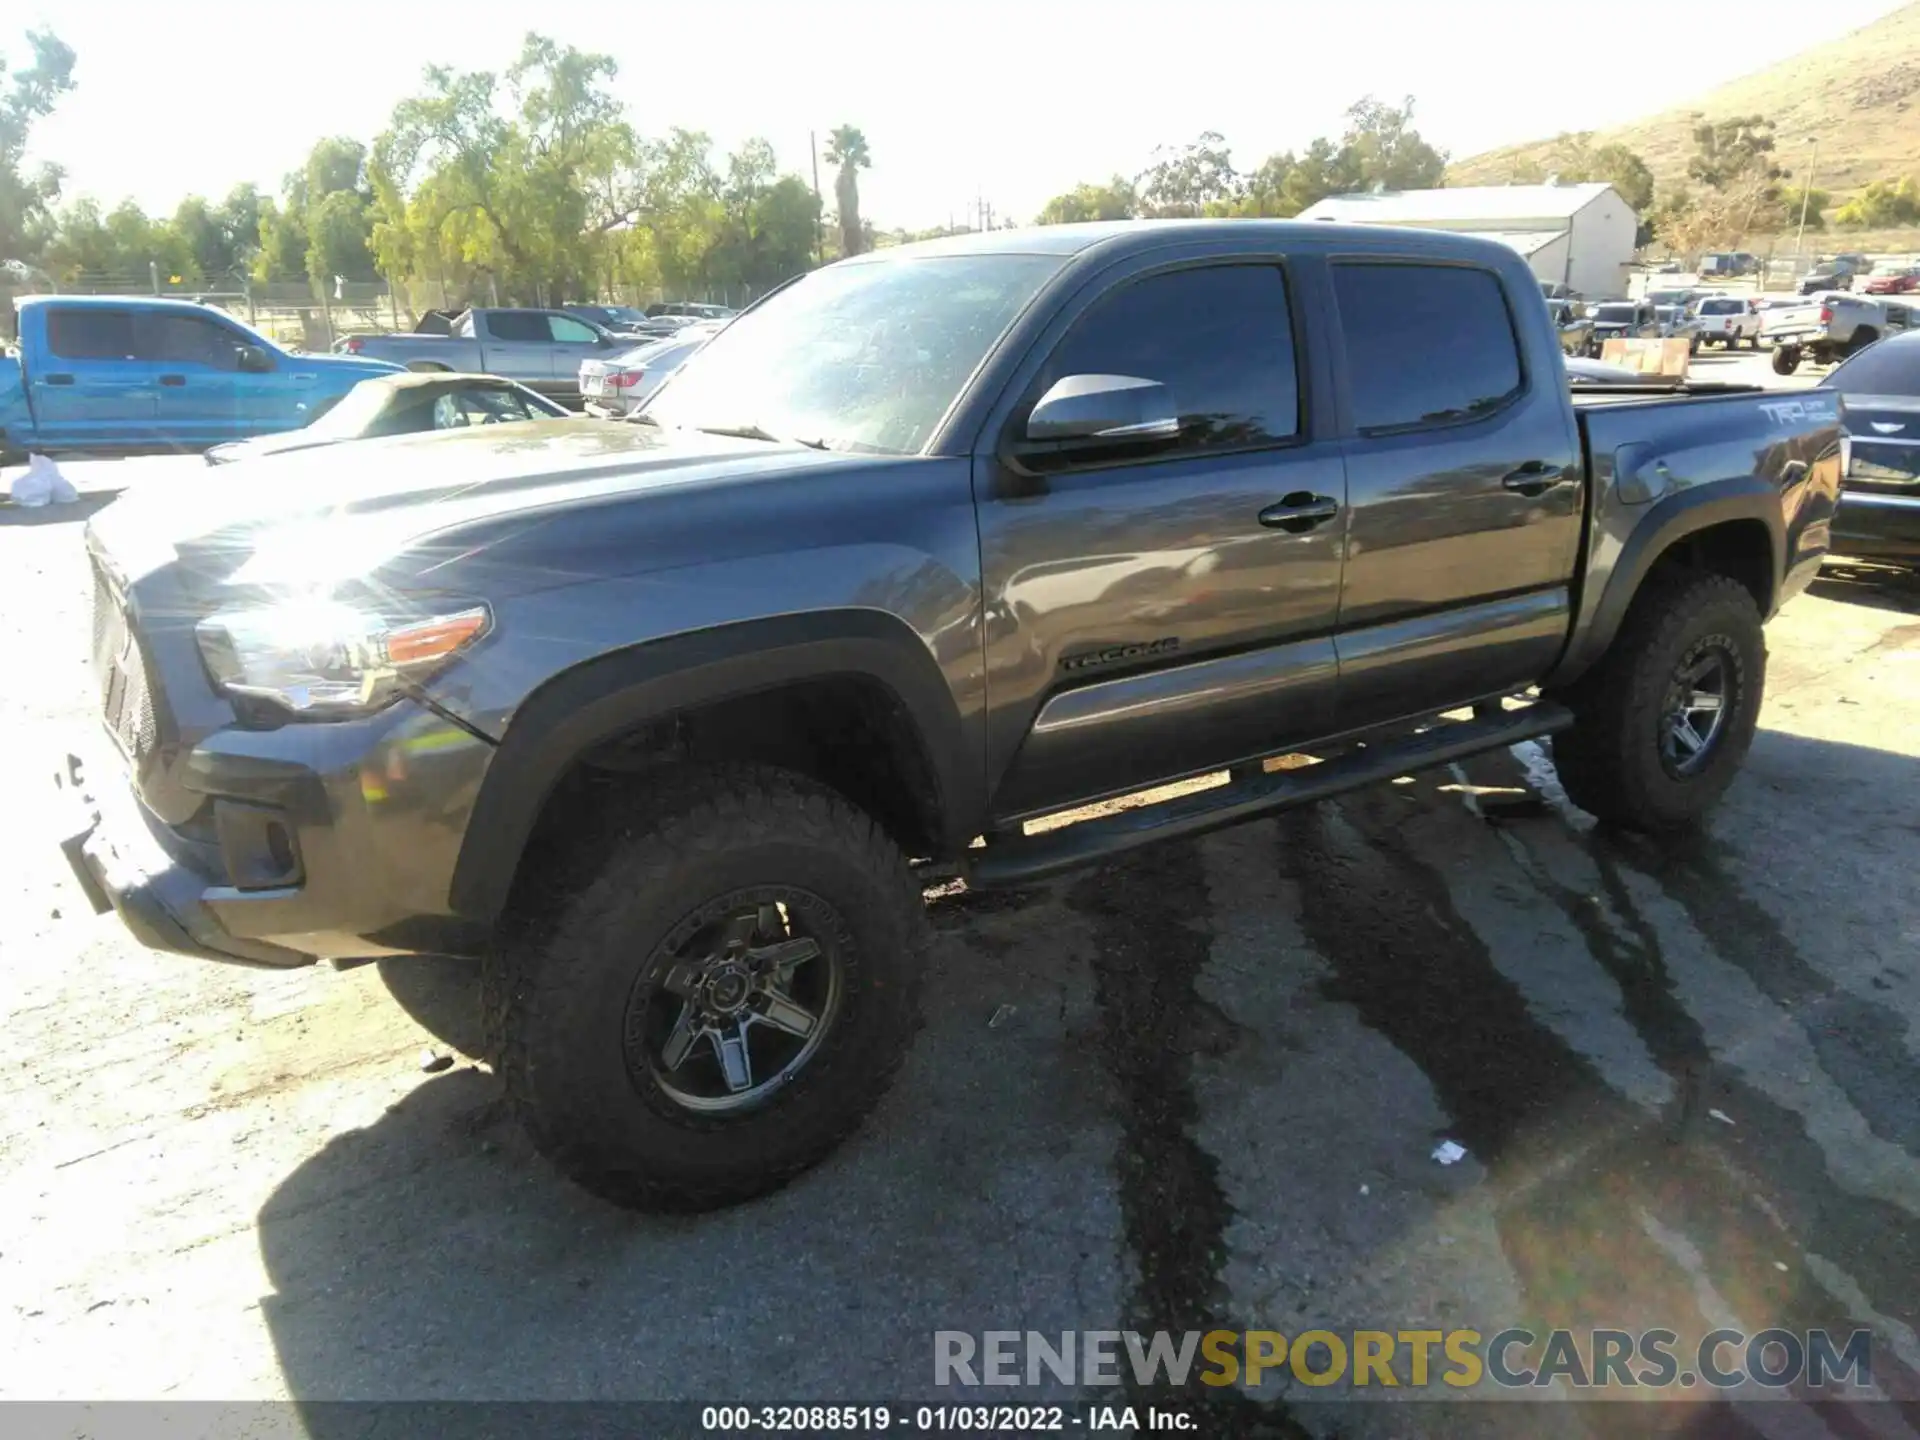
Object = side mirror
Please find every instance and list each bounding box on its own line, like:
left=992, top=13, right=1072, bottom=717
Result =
left=236, top=344, right=274, bottom=374
left=1025, top=374, right=1178, bottom=445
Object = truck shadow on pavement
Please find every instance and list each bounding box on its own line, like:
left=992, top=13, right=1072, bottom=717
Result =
left=253, top=721, right=1920, bottom=1434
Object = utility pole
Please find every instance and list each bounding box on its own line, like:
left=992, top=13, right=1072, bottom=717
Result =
left=1794, top=135, right=1819, bottom=272
left=809, top=131, right=824, bottom=265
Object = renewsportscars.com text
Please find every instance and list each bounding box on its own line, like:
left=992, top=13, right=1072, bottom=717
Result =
left=934, top=1328, right=1873, bottom=1392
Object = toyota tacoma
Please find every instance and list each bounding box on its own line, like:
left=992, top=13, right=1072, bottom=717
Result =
left=57, top=222, right=1840, bottom=1210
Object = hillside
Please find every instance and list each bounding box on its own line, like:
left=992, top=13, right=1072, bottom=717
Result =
left=1448, top=2, right=1920, bottom=201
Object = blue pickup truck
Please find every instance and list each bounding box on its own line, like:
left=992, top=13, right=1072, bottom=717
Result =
left=1, top=295, right=398, bottom=463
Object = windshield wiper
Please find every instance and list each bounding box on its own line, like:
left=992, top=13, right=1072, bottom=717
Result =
left=692, top=423, right=827, bottom=450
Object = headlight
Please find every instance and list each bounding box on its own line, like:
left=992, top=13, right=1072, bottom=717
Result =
left=195, top=600, right=490, bottom=716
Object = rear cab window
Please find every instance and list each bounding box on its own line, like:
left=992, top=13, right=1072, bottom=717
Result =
left=1332, top=263, right=1523, bottom=433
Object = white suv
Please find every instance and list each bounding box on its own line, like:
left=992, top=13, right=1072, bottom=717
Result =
left=1692, top=296, right=1761, bottom=349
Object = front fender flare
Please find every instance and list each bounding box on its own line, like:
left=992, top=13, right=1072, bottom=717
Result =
left=447, top=610, right=974, bottom=920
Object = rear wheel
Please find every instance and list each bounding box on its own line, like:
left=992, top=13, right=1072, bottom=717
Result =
left=485, top=764, right=928, bottom=1211
left=1548, top=570, right=1765, bottom=832
left=1772, top=345, right=1802, bottom=375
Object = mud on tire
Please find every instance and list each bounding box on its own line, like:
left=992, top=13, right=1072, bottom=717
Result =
left=484, top=764, right=928, bottom=1211
left=1548, top=568, right=1766, bottom=832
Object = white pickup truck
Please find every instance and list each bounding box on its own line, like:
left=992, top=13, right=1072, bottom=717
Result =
left=1762, top=293, right=1913, bottom=374
left=1691, top=295, right=1762, bottom=349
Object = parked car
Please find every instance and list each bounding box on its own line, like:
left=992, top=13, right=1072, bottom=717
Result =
left=1548, top=298, right=1594, bottom=356
left=0, top=295, right=397, bottom=463
left=1654, top=305, right=1704, bottom=353
left=340, top=308, right=630, bottom=401
left=1699, top=252, right=1759, bottom=277
left=644, top=302, right=737, bottom=321
left=204, top=373, right=570, bottom=464
left=1799, top=262, right=1857, bottom=295
left=1644, top=288, right=1700, bottom=309
left=1691, top=295, right=1763, bottom=349
left=1762, top=292, right=1913, bottom=373
left=1819, top=331, right=1920, bottom=568
left=1863, top=267, right=1920, bottom=295
left=561, top=304, right=654, bottom=336
left=578, top=328, right=720, bottom=418
left=57, top=221, right=1837, bottom=1212
left=1588, top=300, right=1662, bottom=351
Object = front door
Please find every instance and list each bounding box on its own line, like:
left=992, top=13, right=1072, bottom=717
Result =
left=1328, top=260, right=1583, bottom=726
left=138, top=309, right=282, bottom=443
left=976, top=260, right=1347, bottom=821
left=544, top=312, right=607, bottom=397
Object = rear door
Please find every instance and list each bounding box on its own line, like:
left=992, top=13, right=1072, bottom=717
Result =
left=976, top=257, right=1348, bottom=820
left=1329, top=260, right=1583, bottom=725
left=476, top=311, right=559, bottom=386
left=32, top=306, right=158, bottom=446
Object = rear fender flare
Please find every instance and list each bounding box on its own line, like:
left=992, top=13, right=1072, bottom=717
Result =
left=1547, top=478, right=1784, bottom=687
left=448, top=610, right=974, bottom=919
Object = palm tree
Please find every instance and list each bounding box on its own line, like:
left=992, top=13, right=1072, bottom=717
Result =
left=824, top=126, right=871, bottom=258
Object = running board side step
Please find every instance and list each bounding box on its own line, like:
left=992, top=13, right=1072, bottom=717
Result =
left=964, top=701, right=1573, bottom=889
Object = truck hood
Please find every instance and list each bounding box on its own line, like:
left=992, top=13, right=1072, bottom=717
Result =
left=87, top=419, right=883, bottom=597
left=295, top=352, right=404, bottom=378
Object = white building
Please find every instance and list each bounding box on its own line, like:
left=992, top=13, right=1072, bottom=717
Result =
left=1297, top=182, right=1638, bottom=300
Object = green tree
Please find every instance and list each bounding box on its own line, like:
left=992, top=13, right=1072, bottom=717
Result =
left=1136, top=132, right=1239, bottom=217
left=1278, top=136, right=1361, bottom=214
left=254, top=196, right=309, bottom=282
left=1686, top=115, right=1783, bottom=191
left=1035, top=176, right=1137, bottom=224
left=824, top=125, right=870, bottom=258
left=1832, top=177, right=1913, bottom=229
left=0, top=28, right=77, bottom=267
left=1339, top=96, right=1447, bottom=191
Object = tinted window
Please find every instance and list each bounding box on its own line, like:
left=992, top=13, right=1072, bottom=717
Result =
left=547, top=315, right=600, bottom=344
left=1699, top=299, right=1744, bottom=315
left=1045, top=266, right=1299, bottom=450
left=1827, top=337, right=1920, bottom=396
left=1335, top=265, right=1522, bottom=433
left=137, top=313, right=244, bottom=369
left=45, top=307, right=137, bottom=360
left=485, top=311, right=550, bottom=343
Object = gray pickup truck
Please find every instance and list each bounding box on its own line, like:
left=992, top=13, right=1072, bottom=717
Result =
left=340, top=308, right=631, bottom=401
left=58, top=222, right=1838, bottom=1212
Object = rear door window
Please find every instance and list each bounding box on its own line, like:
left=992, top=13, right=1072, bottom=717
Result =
left=1332, top=264, right=1524, bottom=433
left=485, top=311, right=550, bottom=343
left=45, top=307, right=138, bottom=360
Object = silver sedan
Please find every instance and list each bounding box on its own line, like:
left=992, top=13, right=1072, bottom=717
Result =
left=578, top=327, right=721, bottom=418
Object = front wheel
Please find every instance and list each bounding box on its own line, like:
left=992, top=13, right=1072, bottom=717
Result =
left=485, top=764, right=928, bottom=1211
left=1548, top=570, right=1765, bottom=832
left=1773, top=345, right=1802, bottom=375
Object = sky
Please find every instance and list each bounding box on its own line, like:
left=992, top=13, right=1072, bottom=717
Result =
left=14, top=0, right=1915, bottom=232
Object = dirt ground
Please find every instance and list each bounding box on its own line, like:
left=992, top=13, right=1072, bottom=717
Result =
left=2, top=392, right=1918, bottom=1435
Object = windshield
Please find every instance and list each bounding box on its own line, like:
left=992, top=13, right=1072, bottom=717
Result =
left=1826, top=339, right=1920, bottom=397
left=301, top=379, right=395, bottom=437
left=643, top=253, right=1062, bottom=453
left=1699, top=299, right=1743, bottom=315
left=1594, top=304, right=1636, bottom=322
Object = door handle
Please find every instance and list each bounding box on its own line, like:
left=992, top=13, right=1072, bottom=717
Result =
left=44, top=373, right=74, bottom=386
left=159, top=374, right=186, bottom=387
left=1257, top=492, right=1341, bottom=534
left=1501, top=460, right=1569, bottom=497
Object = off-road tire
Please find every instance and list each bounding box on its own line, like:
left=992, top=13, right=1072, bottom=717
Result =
left=1548, top=569, right=1766, bottom=832
left=1772, top=345, right=1802, bottom=375
left=484, top=764, right=928, bottom=1211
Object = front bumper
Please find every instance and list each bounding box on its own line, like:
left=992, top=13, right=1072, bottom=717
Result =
left=56, top=750, right=312, bottom=967
left=55, top=700, right=499, bottom=967
left=1833, top=488, right=1920, bottom=562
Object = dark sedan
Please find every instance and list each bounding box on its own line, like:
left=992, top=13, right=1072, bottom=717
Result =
left=204, top=373, right=570, bottom=464
left=1821, top=332, right=1920, bottom=567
